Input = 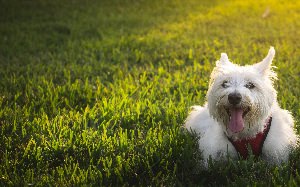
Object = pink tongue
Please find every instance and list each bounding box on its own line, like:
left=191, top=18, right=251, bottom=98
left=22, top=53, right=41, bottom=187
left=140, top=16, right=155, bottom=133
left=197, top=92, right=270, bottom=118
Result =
left=229, top=108, right=244, bottom=133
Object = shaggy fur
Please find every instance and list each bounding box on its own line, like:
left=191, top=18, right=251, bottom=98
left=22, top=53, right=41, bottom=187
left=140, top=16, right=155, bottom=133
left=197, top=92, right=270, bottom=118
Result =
left=185, top=47, right=298, bottom=166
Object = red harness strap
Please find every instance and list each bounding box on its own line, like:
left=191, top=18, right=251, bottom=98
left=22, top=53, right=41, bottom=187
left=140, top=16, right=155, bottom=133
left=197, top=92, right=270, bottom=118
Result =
left=228, top=117, right=272, bottom=159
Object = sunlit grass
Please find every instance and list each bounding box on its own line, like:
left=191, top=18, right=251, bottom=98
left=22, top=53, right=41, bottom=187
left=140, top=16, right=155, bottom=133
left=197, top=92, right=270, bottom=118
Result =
left=0, top=0, right=299, bottom=185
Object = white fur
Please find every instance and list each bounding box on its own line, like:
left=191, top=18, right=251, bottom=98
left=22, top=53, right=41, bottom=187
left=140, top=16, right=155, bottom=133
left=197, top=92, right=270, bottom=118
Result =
left=185, top=47, right=298, bottom=167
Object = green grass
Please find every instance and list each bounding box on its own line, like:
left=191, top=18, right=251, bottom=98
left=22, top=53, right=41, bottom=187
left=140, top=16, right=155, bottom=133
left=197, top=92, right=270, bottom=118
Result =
left=0, top=0, right=300, bottom=185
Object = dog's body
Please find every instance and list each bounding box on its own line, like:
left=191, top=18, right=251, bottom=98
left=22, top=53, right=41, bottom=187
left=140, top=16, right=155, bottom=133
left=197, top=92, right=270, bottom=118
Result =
left=185, top=47, right=298, bottom=166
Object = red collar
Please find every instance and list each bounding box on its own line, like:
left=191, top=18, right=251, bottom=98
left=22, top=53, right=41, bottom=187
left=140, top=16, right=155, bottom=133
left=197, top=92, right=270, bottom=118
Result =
left=228, top=117, right=272, bottom=159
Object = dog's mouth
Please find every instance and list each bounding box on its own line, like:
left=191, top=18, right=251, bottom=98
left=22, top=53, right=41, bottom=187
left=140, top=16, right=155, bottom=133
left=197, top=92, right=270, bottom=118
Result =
left=225, top=107, right=250, bottom=133
left=226, top=107, right=250, bottom=119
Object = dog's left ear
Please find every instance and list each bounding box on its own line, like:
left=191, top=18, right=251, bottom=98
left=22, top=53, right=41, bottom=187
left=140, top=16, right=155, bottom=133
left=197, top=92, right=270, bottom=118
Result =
left=216, top=53, right=233, bottom=66
left=253, top=47, right=275, bottom=75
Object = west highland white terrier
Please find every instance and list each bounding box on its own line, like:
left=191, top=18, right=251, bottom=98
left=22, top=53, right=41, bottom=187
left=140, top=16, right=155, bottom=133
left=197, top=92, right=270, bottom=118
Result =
left=185, top=47, right=298, bottom=166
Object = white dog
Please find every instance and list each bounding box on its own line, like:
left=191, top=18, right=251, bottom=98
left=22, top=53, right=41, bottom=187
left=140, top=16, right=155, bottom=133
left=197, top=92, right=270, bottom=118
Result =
left=185, top=47, right=298, bottom=166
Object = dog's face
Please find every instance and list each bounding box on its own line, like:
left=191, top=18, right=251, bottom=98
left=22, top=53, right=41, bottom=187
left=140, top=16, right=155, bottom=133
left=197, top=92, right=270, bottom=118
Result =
left=207, top=47, right=277, bottom=136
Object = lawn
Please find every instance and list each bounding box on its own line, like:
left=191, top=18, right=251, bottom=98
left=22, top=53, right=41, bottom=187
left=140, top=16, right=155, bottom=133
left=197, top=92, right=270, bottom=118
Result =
left=0, top=0, right=300, bottom=185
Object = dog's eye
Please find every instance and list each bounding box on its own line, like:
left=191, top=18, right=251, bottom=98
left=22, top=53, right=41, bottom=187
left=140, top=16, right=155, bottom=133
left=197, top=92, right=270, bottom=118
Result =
left=221, top=81, right=229, bottom=88
left=245, top=82, right=255, bottom=89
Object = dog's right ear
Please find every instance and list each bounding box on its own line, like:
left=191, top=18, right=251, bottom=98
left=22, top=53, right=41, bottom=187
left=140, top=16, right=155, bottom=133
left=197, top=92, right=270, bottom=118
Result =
left=253, top=47, right=275, bottom=76
left=216, top=53, right=232, bottom=66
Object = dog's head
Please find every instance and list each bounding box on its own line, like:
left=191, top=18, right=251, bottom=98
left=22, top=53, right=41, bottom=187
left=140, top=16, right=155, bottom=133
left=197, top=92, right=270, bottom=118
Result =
left=207, top=47, right=277, bottom=137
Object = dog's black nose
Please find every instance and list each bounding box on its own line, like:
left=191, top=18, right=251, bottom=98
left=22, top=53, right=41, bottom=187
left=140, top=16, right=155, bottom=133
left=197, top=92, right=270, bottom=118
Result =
left=228, top=92, right=242, bottom=105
